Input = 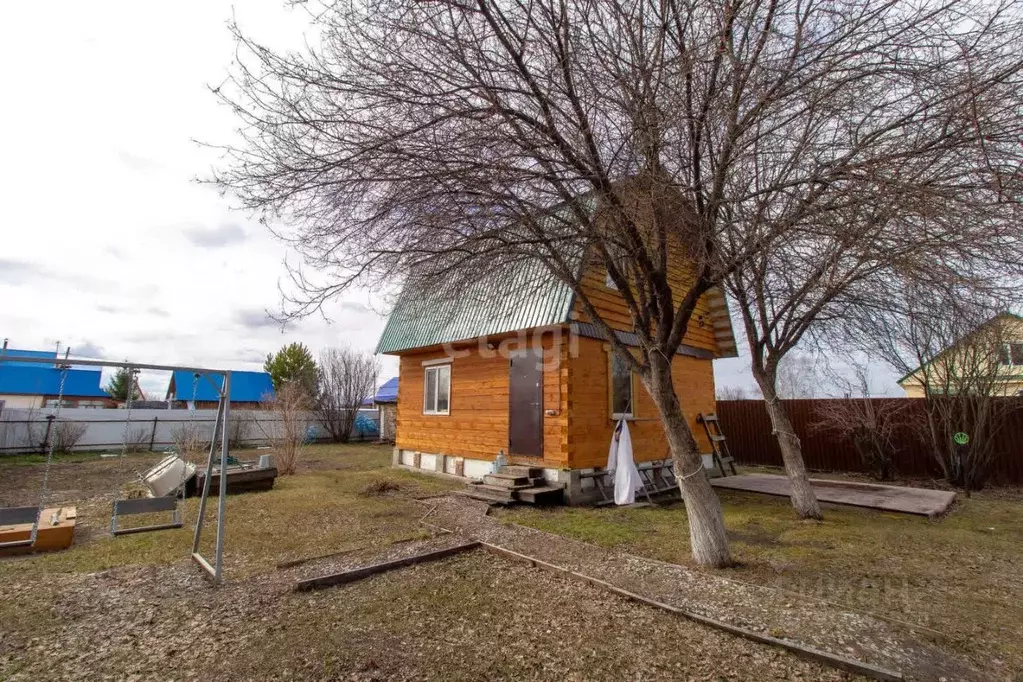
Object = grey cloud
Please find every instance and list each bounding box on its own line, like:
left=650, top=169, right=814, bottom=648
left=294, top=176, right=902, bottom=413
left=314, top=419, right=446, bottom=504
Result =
left=147, top=306, right=169, bottom=316
left=183, top=222, right=248, bottom=248
left=72, top=341, right=105, bottom=358
left=97, top=304, right=124, bottom=314
left=0, top=258, right=46, bottom=285
left=234, top=308, right=279, bottom=331
left=238, top=348, right=268, bottom=363
left=339, top=301, right=371, bottom=315
left=0, top=258, right=113, bottom=292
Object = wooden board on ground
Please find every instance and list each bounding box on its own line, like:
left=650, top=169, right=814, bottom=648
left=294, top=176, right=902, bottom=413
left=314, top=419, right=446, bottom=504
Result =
left=294, top=541, right=480, bottom=591
left=0, top=507, right=77, bottom=556
left=185, top=464, right=278, bottom=497
left=710, top=474, right=956, bottom=518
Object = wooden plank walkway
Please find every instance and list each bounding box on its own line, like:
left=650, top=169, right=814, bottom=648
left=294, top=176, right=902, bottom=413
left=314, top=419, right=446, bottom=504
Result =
left=710, top=474, right=955, bottom=518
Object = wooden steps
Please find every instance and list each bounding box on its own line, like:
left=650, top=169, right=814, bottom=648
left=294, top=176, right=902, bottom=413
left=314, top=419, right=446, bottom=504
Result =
left=463, top=464, right=564, bottom=505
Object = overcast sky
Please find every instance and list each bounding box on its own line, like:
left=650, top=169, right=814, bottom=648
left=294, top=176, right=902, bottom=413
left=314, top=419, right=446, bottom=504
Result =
left=0, top=3, right=900, bottom=399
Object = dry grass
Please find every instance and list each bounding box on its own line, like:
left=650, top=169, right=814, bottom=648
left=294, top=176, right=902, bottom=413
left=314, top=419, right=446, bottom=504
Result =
left=498, top=474, right=1023, bottom=673
left=0, top=443, right=461, bottom=578
left=0, top=445, right=850, bottom=681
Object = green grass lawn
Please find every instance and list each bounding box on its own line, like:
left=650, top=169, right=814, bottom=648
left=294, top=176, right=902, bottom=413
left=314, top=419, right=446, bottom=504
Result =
left=497, top=480, right=1023, bottom=670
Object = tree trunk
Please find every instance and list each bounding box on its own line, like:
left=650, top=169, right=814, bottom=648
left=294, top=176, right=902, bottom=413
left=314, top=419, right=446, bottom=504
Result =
left=754, top=371, right=823, bottom=520
left=644, top=351, right=733, bottom=568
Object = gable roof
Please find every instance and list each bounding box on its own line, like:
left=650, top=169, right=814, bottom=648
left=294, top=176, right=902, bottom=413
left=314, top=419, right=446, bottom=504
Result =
left=376, top=257, right=577, bottom=354
left=0, top=364, right=108, bottom=398
left=374, top=377, right=398, bottom=403
left=375, top=258, right=738, bottom=357
left=166, top=370, right=275, bottom=403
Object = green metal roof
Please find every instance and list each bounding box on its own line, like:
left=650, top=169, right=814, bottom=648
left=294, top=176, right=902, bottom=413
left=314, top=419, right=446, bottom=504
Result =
left=376, top=257, right=576, bottom=354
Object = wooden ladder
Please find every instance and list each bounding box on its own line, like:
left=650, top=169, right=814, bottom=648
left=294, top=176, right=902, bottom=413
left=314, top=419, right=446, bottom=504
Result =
left=698, top=413, right=737, bottom=477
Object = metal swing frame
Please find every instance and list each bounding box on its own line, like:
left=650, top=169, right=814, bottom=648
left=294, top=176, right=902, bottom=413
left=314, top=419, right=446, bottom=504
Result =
left=109, top=365, right=185, bottom=537
left=0, top=351, right=70, bottom=550
left=1, top=355, right=233, bottom=584
left=110, top=369, right=196, bottom=537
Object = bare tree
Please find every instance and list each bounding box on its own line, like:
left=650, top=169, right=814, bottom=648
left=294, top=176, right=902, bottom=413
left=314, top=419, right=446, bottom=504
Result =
left=849, top=287, right=1018, bottom=490
left=212, top=0, right=1023, bottom=566
left=775, top=354, right=817, bottom=400
left=716, top=385, right=750, bottom=401
left=258, top=381, right=311, bottom=475
left=317, top=347, right=379, bottom=443
left=813, top=364, right=907, bottom=481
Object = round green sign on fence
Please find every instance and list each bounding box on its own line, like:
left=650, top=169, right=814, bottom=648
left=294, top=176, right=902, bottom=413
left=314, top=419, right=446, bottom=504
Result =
left=953, top=432, right=970, bottom=445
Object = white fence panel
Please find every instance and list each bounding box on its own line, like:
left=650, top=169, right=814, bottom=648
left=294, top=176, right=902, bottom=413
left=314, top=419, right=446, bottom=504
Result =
left=0, top=407, right=380, bottom=454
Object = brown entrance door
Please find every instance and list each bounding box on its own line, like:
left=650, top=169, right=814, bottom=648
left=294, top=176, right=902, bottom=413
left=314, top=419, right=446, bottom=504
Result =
left=509, top=348, right=543, bottom=457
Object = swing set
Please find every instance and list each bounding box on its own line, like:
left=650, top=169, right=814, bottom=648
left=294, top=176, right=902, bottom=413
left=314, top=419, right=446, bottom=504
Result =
left=0, top=351, right=236, bottom=585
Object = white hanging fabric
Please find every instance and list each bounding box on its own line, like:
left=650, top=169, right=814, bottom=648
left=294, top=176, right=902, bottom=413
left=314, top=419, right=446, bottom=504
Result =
left=605, top=419, right=644, bottom=505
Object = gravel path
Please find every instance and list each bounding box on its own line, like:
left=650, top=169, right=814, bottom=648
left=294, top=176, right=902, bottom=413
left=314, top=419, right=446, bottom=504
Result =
left=425, top=495, right=984, bottom=682
left=2, top=533, right=856, bottom=681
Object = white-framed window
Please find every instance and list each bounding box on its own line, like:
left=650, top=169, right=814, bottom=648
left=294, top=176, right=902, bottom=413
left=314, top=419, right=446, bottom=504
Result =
left=604, top=245, right=626, bottom=290
left=998, top=343, right=1023, bottom=366
left=609, top=352, right=633, bottom=419
left=44, top=399, right=74, bottom=408
left=423, top=364, right=451, bottom=415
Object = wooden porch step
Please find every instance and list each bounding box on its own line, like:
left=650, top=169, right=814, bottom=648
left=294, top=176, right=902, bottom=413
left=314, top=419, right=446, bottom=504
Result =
left=483, top=473, right=532, bottom=488
left=499, top=465, right=544, bottom=478
left=463, top=484, right=517, bottom=502
left=515, top=486, right=564, bottom=505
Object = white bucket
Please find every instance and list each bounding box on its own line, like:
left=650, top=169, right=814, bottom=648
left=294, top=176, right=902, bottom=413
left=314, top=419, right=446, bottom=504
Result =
left=142, top=454, right=197, bottom=497
left=258, top=454, right=274, bottom=469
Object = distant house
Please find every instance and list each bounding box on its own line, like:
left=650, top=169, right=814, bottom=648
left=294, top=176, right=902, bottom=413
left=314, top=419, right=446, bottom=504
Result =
left=374, top=377, right=398, bottom=442
left=0, top=347, right=114, bottom=409
left=165, top=370, right=274, bottom=409
left=898, top=312, right=1023, bottom=397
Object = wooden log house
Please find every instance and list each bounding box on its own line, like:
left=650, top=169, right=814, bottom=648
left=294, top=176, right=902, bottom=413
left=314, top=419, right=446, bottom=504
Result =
left=376, top=193, right=739, bottom=504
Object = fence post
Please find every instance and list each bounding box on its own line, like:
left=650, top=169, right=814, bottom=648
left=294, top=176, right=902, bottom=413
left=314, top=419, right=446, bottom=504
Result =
left=42, top=414, right=55, bottom=454
left=149, top=416, right=158, bottom=451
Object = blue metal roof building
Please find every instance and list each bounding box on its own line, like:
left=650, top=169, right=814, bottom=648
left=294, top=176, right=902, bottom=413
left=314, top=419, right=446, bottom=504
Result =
left=0, top=349, right=108, bottom=399
left=166, top=370, right=275, bottom=404
left=374, top=377, right=398, bottom=404
left=0, top=347, right=59, bottom=366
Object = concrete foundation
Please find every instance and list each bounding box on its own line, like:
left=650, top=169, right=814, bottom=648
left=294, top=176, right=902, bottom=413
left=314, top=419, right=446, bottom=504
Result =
left=391, top=448, right=717, bottom=505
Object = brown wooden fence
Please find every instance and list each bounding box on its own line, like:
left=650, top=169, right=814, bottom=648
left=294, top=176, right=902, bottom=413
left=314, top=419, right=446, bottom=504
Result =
left=715, top=398, right=1023, bottom=485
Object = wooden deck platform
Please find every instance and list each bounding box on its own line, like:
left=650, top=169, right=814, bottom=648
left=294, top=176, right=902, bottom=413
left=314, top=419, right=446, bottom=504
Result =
left=710, top=474, right=956, bottom=518
left=0, top=507, right=77, bottom=556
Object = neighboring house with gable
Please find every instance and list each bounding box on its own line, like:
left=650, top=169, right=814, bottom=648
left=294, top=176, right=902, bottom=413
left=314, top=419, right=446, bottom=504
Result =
left=899, top=312, right=1023, bottom=398
left=165, top=370, right=274, bottom=409
left=375, top=197, right=738, bottom=503
left=0, top=346, right=114, bottom=409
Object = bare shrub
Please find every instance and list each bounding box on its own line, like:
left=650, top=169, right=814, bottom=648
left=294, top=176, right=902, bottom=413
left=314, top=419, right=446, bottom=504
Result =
left=53, top=420, right=88, bottom=454
left=257, top=381, right=310, bottom=475
left=121, top=425, right=150, bottom=454
left=171, top=423, right=212, bottom=462
left=813, top=367, right=906, bottom=481
left=227, top=415, right=247, bottom=449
